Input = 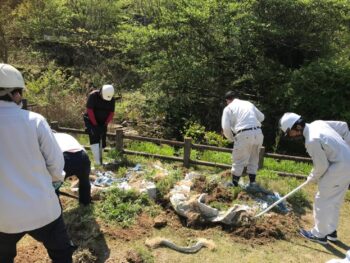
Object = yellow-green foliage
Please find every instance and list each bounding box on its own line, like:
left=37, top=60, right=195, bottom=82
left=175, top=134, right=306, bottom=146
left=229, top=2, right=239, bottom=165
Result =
left=127, top=141, right=175, bottom=157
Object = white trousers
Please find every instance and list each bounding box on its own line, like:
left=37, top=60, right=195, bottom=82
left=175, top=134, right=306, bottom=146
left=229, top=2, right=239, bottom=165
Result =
left=231, top=130, right=264, bottom=176
left=311, top=163, right=350, bottom=238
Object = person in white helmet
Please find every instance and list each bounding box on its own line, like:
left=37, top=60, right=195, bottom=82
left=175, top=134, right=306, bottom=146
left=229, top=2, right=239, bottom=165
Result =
left=0, top=64, right=74, bottom=262
left=53, top=132, right=91, bottom=205
left=83, top=84, right=116, bottom=165
left=279, top=112, right=350, bottom=245
left=221, top=91, right=264, bottom=186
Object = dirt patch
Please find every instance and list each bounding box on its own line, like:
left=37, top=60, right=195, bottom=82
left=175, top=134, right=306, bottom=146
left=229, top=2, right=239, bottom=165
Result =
left=16, top=243, right=50, bottom=263
left=191, top=176, right=234, bottom=204
left=102, top=213, right=153, bottom=241
left=229, top=213, right=300, bottom=245
left=206, top=185, right=235, bottom=203
left=125, top=250, right=143, bottom=263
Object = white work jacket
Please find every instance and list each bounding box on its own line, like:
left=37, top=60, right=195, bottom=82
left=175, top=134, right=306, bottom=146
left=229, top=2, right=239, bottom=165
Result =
left=54, top=133, right=85, bottom=153
left=325, top=121, right=350, bottom=146
left=304, top=121, right=350, bottom=181
left=0, top=101, right=64, bottom=233
left=221, top=99, right=264, bottom=142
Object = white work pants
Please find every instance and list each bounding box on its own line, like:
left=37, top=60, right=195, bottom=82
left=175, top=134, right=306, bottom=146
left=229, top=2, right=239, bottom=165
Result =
left=231, top=130, right=263, bottom=176
left=311, top=163, right=350, bottom=238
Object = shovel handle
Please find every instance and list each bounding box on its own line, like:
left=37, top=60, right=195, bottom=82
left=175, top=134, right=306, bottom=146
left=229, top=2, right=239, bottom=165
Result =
left=254, top=180, right=309, bottom=218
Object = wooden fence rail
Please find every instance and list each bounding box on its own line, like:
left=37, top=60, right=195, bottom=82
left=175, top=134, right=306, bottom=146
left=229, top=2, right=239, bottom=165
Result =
left=50, top=122, right=309, bottom=179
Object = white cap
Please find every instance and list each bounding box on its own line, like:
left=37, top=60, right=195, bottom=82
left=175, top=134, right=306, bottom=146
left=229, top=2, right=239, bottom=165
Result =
left=0, top=64, right=25, bottom=96
left=101, top=84, right=114, bottom=101
left=279, top=112, right=301, bottom=133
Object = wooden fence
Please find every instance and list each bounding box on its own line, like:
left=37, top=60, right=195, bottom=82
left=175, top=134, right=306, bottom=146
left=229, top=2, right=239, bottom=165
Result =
left=50, top=121, right=311, bottom=179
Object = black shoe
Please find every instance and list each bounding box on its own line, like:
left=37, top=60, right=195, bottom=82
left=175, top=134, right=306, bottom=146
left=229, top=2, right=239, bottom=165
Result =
left=232, top=175, right=240, bottom=186
left=248, top=174, right=256, bottom=184
left=299, top=229, right=327, bottom=245
left=327, top=230, right=337, bottom=242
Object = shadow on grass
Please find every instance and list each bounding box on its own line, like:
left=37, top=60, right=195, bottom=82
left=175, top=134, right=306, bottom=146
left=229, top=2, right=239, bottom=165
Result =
left=323, top=243, right=346, bottom=258
left=287, top=192, right=313, bottom=216
left=290, top=239, right=347, bottom=258
left=63, top=205, right=110, bottom=263
left=329, top=240, right=350, bottom=251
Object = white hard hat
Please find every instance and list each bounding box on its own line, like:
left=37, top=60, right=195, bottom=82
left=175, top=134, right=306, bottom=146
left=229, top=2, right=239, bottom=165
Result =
left=279, top=112, right=301, bottom=133
left=101, top=84, right=114, bottom=101
left=0, top=64, right=25, bottom=96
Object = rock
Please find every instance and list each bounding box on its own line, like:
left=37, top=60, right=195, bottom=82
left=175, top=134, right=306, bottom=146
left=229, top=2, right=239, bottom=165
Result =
left=153, top=215, right=167, bottom=228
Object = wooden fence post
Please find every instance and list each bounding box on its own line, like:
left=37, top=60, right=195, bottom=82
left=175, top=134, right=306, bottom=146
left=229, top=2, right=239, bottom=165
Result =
left=258, top=146, right=265, bottom=169
left=183, top=137, right=192, bottom=168
left=115, top=128, right=124, bottom=153
left=50, top=121, right=59, bottom=132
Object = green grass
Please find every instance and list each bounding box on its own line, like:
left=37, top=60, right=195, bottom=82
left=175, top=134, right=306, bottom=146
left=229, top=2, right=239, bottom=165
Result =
left=156, top=168, right=183, bottom=197
left=127, top=141, right=175, bottom=156
left=97, top=187, right=153, bottom=228
left=263, top=158, right=312, bottom=175
left=200, top=151, right=231, bottom=164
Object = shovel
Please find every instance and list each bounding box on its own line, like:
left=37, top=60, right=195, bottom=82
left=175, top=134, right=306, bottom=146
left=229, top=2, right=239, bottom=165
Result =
left=254, top=180, right=309, bottom=218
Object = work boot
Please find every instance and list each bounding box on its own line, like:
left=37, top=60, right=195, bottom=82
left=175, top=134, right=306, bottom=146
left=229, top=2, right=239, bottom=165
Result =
left=248, top=174, right=256, bottom=184
left=327, top=230, right=338, bottom=242
left=232, top=175, right=240, bottom=187
left=299, top=229, right=327, bottom=245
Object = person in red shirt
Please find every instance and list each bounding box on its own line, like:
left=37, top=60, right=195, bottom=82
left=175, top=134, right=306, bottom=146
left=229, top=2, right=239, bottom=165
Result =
left=83, top=84, right=115, bottom=165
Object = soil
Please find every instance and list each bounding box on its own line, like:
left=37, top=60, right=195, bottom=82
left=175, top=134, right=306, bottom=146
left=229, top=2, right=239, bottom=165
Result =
left=102, top=213, right=154, bottom=242
left=16, top=172, right=304, bottom=262
left=125, top=250, right=143, bottom=263
left=187, top=175, right=301, bottom=246
left=229, top=212, right=300, bottom=245
left=16, top=243, right=50, bottom=263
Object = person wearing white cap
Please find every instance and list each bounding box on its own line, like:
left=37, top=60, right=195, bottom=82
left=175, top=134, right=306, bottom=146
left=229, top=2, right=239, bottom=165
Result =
left=279, top=112, right=350, bottom=245
left=0, top=64, right=74, bottom=262
left=221, top=91, right=264, bottom=187
left=83, top=84, right=115, bottom=165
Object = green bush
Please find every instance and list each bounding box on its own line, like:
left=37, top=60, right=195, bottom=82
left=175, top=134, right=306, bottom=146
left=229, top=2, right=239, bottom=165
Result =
left=182, top=121, right=206, bottom=143
left=204, top=131, right=230, bottom=147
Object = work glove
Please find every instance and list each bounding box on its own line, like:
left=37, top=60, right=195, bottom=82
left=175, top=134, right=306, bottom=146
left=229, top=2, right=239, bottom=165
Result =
left=52, top=181, right=63, bottom=190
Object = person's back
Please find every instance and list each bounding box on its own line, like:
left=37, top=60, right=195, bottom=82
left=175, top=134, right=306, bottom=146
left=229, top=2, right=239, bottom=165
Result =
left=0, top=63, right=74, bottom=263
left=306, top=120, right=350, bottom=166
left=325, top=120, right=350, bottom=146
left=54, top=132, right=92, bottom=205
left=224, top=98, right=264, bottom=134
left=0, top=106, right=63, bottom=232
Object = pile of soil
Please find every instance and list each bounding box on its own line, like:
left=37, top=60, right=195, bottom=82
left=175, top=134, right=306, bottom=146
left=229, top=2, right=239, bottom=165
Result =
left=186, top=175, right=301, bottom=245
left=191, top=175, right=234, bottom=204
left=230, top=213, right=300, bottom=245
